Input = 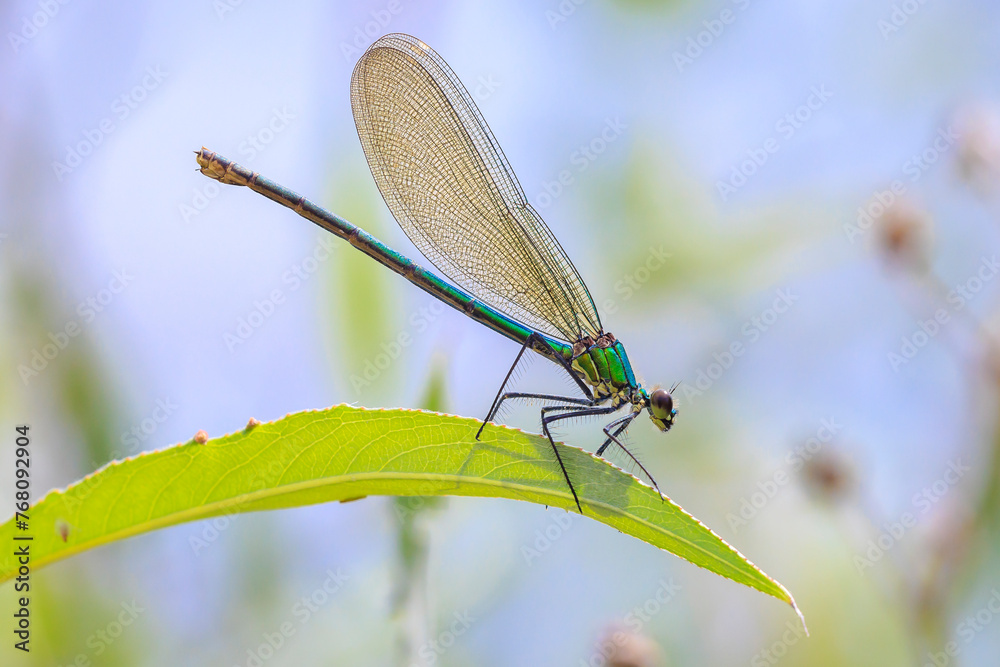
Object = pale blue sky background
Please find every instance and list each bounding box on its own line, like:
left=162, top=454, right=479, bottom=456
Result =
left=3, top=0, right=1000, bottom=665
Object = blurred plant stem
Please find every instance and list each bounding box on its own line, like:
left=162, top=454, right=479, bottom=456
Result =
left=391, top=358, right=448, bottom=664
left=391, top=494, right=433, bottom=663
left=12, top=272, right=123, bottom=467
left=3, top=134, right=137, bottom=663
left=873, top=192, right=1000, bottom=659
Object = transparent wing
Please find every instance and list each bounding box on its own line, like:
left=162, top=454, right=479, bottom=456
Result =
left=350, top=33, right=602, bottom=342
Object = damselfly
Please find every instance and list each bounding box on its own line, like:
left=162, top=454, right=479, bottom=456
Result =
left=197, top=33, right=678, bottom=513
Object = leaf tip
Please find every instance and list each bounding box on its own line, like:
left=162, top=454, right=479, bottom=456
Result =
left=790, top=596, right=808, bottom=636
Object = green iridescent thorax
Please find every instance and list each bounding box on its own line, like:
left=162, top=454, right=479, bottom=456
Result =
left=570, top=332, right=640, bottom=404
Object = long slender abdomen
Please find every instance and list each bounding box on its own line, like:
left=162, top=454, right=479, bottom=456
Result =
left=195, top=148, right=573, bottom=365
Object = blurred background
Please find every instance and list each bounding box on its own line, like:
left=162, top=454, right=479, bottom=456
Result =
left=3, top=0, right=1000, bottom=664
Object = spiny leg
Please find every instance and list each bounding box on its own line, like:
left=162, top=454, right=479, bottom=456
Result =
left=477, top=332, right=593, bottom=440
left=540, top=403, right=623, bottom=514
left=478, top=391, right=594, bottom=442
left=598, top=414, right=665, bottom=502
left=531, top=403, right=595, bottom=514
left=541, top=403, right=620, bottom=431
left=477, top=334, right=535, bottom=440
left=540, top=338, right=595, bottom=400
left=596, top=413, right=636, bottom=456
left=539, top=400, right=604, bottom=423
left=539, top=397, right=615, bottom=443
left=501, top=392, right=593, bottom=418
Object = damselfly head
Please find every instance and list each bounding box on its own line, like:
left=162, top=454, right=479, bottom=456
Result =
left=647, top=387, right=677, bottom=432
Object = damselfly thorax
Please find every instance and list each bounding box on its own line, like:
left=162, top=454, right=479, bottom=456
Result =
left=569, top=332, right=675, bottom=429
left=570, top=332, right=636, bottom=403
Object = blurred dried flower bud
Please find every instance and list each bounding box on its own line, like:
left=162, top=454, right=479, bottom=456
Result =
left=924, top=498, right=974, bottom=563
left=953, top=105, right=1000, bottom=196
left=875, top=198, right=933, bottom=273
left=914, top=498, right=975, bottom=617
left=194, top=429, right=209, bottom=445
left=801, top=447, right=857, bottom=504
left=595, top=626, right=665, bottom=667
left=982, top=311, right=1000, bottom=382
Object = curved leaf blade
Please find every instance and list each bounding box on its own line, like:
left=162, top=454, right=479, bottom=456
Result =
left=0, top=405, right=802, bottom=623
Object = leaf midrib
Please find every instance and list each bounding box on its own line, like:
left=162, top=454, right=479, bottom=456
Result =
left=9, top=470, right=733, bottom=585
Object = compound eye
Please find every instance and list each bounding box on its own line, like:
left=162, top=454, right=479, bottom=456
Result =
left=650, top=389, right=673, bottom=418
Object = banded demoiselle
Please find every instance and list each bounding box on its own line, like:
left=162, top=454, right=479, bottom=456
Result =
left=197, top=33, right=678, bottom=513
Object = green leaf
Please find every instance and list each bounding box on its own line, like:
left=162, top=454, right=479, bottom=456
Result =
left=0, top=405, right=803, bottom=625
